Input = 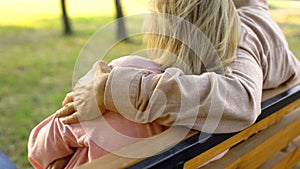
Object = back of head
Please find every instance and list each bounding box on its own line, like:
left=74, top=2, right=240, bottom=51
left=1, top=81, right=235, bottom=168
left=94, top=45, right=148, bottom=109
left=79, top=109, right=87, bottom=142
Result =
left=146, top=0, right=241, bottom=74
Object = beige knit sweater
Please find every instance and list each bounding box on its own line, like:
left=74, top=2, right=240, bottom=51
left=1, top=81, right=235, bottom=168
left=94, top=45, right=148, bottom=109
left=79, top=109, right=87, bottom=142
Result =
left=103, top=1, right=300, bottom=133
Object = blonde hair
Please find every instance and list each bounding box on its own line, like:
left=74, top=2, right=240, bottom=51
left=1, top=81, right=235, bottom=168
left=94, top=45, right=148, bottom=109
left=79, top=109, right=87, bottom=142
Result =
left=146, top=0, right=241, bottom=74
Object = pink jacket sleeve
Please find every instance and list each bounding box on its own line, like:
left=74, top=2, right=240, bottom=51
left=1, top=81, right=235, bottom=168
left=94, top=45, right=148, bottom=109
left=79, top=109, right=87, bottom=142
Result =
left=28, top=56, right=164, bottom=168
left=28, top=114, right=86, bottom=169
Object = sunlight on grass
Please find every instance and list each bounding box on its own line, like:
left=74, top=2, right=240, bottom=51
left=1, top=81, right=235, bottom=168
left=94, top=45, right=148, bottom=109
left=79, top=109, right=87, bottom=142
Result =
left=269, top=0, right=300, bottom=58
left=269, top=0, right=300, bottom=9
left=0, top=1, right=147, bottom=167
left=0, top=0, right=148, bottom=27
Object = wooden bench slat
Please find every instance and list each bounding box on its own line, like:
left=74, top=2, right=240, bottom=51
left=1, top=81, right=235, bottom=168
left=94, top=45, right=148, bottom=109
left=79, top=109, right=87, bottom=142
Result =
left=184, top=98, right=300, bottom=169
left=200, top=107, right=300, bottom=169
left=259, top=136, right=300, bottom=169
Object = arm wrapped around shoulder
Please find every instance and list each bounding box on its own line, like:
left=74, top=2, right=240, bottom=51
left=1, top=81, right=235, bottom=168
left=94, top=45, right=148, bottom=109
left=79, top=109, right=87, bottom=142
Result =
left=104, top=64, right=262, bottom=134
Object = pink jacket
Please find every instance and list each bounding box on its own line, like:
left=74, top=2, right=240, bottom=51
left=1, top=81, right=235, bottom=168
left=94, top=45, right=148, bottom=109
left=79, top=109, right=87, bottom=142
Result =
left=28, top=56, right=165, bottom=169
left=28, top=56, right=227, bottom=168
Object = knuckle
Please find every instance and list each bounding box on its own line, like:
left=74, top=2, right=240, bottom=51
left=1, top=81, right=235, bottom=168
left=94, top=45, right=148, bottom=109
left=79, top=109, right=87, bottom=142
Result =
left=65, top=92, right=73, bottom=100
left=65, top=102, right=73, bottom=109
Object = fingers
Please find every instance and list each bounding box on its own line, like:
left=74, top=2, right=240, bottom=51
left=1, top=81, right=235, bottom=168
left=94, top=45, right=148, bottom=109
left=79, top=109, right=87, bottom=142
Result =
left=62, top=92, right=74, bottom=106
left=55, top=103, right=80, bottom=124
left=62, top=112, right=80, bottom=124
left=56, top=103, right=76, bottom=117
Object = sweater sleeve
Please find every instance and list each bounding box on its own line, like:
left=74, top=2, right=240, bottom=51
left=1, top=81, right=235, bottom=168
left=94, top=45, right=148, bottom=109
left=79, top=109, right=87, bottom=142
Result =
left=28, top=115, right=85, bottom=169
left=104, top=48, right=263, bottom=134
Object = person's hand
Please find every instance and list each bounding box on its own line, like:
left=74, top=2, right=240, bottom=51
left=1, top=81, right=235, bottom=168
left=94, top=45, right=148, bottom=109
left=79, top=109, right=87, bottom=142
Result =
left=56, top=61, right=111, bottom=124
left=47, top=155, right=72, bottom=169
left=62, top=92, right=74, bottom=106
left=56, top=92, right=79, bottom=124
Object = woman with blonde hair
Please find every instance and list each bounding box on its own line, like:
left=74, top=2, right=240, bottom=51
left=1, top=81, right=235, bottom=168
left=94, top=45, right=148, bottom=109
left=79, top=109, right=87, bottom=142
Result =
left=61, top=0, right=300, bottom=131
left=146, top=0, right=240, bottom=75
left=28, top=0, right=300, bottom=168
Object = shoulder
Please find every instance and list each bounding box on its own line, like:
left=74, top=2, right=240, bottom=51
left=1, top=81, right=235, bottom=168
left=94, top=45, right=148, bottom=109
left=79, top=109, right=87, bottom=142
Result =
left=109, top=55, right=162, bottom=73
left=237, top=5, right=289, bottom=62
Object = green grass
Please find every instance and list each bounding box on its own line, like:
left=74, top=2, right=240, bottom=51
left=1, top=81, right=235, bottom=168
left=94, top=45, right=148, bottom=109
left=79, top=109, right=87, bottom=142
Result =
left=0, top=0, right=146, bottom=168
left=0, top=0, right=299, bottom=168
left=0, top=18, right=146, bottom=168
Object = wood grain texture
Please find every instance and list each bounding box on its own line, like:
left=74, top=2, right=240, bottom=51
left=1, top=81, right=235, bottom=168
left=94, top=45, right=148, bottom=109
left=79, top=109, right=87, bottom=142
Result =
left=184, top=99, right=300, bottom=169
left=198, top=107, right=300, bottom=169
left=259, top=136, right=300, bottom=169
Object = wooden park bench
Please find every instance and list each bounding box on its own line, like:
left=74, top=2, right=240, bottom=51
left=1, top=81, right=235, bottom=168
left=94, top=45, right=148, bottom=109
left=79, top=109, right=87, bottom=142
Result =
left=76, top=82, right=300, bottom=169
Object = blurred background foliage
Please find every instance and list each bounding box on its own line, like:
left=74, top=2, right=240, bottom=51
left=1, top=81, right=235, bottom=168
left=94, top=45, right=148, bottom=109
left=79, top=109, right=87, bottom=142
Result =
left=0, top=0, right=299, bottom=168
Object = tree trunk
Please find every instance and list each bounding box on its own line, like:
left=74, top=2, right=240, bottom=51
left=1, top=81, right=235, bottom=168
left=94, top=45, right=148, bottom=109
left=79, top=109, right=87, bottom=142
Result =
left=115, top=0, right=127, bottom=40
left=61, top=0, right=72, bottom=35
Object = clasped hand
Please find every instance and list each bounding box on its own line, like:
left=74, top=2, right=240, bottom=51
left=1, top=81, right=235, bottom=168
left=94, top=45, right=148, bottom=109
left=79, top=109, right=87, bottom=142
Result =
left=55, top=61, right=112, bottom=124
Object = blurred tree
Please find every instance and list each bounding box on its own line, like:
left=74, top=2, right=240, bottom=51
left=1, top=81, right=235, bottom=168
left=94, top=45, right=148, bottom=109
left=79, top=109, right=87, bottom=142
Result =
left=60, top=0, right=127, bottom=38
left=115, top=0, right=127, bottom=40
left=61, top=0, right=72, bottom=35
